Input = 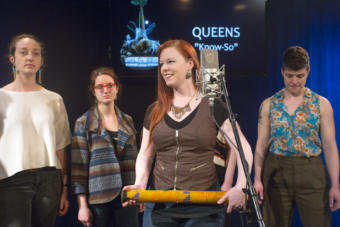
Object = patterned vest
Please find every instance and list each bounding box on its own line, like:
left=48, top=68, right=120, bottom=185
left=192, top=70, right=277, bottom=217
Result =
left=269, top=88, right=322, bottom=157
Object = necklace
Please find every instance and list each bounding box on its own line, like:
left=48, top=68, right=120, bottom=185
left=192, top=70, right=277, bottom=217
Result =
left=171, top=92, right=196, bottom=119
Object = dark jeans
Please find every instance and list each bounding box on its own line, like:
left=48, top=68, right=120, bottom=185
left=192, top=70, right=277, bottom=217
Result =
left=142, top=183, right=226, bottom=227
left=263, top=153, right=331, bottom=227
left=143, top=202, right=225, bottom=227
left=90, top=195, right=139, bottom=227
left=0, top=167, right=61, bottom=227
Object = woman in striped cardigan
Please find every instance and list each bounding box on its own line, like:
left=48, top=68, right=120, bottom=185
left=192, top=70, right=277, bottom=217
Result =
left=71, top=66, right=139, bottom=227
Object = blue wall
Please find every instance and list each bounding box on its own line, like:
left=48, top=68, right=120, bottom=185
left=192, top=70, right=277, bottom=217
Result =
left=253, top=0, right=340, bottom=225
left=221, top=1, right=340, bottom=226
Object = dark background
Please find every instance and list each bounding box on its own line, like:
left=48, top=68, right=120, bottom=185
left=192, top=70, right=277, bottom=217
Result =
left=110, top=0, right=266, bottom=77
left=0, top=0, right=339, bottom=226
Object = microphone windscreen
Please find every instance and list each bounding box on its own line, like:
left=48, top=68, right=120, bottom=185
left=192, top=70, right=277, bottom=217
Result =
left=200, top=48, right=219, bottom=69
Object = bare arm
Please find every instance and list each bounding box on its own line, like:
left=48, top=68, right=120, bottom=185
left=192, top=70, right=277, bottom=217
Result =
left=56, top=148, right=68, bottom=188
left=221, top=119, right=253, bottom=189
left=253, top=98, right=271, bottom=203
left=319, top=97, right=340, bottom=211
left=134, top=127, right=156, bottom=188
left=254, top=99, right=271, bottom=182
left=221, top=149, right=237, bottom=191
left=122, top=127, right=155, bottom=206
left=77, top=194, right=93, bottom=227
left=217, top=118, right=253, bottom=213
left=56, top=148, right=69, bottom=216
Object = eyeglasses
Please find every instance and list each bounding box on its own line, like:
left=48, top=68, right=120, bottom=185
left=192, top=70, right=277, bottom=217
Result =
left=93, top=83, right=116, bottom=90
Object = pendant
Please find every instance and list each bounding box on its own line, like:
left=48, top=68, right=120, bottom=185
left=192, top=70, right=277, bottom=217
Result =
left=171, top=103, right=191, bottom=119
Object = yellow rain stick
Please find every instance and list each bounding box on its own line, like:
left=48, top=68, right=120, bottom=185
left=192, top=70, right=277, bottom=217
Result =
left=121, top=190, right=228, bottom=204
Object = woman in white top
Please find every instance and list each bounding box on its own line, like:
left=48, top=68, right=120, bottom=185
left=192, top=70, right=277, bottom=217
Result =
left=0, top=34, right=71, bottom=227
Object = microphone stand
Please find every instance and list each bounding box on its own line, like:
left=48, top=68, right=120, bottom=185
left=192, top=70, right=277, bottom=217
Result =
left=216, top=71, right=265, bottom=227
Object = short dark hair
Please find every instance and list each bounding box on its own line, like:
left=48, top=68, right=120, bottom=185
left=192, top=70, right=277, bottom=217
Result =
left=282, top=46, right=310, bottom=72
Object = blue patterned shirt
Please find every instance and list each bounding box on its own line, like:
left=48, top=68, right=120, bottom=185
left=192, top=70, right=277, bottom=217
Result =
left=269, top=88, right=322, bottom=157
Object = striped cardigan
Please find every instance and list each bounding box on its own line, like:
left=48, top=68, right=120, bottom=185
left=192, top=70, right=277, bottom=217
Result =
left=71, top=105, right=138, bottom=204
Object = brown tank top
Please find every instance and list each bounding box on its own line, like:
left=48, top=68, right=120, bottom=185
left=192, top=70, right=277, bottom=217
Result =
left=152, top=97, right=218, bottom=190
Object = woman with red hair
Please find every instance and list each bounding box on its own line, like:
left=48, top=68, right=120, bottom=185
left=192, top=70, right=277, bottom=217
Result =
left=124, top=40, right=253, bottom=226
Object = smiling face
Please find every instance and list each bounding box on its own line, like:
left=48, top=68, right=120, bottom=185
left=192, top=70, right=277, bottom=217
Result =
left=159, top=47, right=194, bottom=89
left=93, top=74, right=119, bottom=105
left=9, top=37, right=43, bottom=77
left=282, top=67, right=309, bottom=96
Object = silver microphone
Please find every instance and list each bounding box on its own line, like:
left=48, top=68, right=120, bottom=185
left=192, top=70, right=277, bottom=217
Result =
left=196, top=48, right=225, bottom=106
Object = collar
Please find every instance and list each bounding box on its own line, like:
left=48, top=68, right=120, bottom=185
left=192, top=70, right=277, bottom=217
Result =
left=85, top=105, right=133, bottom=148
left=274, top=87, right=312, bottom=103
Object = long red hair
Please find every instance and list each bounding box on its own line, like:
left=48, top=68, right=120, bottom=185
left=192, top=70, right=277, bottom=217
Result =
left=148, top=40, right=200, bottom=140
